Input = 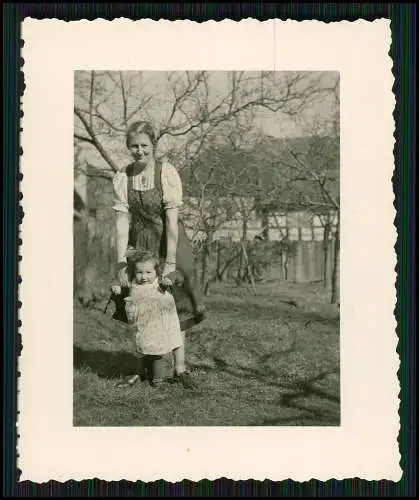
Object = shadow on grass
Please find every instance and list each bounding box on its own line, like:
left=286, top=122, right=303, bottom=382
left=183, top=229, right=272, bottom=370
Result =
left=207, top=294, right=340, bottom=328
left=189, top=353, right=340, bottom=426
left=74, top=305, right=132, bottom=340
left=73, top=345, right=140, bottom=379
left=259, top=370, right=340, bottom=426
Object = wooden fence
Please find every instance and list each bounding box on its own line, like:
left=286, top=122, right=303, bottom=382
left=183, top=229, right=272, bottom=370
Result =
left=286, top=240, right=336, bottom=284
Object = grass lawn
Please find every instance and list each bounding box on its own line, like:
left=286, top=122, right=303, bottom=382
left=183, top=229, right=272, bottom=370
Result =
left=73, top=280, right=340, bottom=427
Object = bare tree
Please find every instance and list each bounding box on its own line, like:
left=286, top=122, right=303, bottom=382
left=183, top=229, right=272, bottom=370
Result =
left=74, top=71, right=338, bottom=174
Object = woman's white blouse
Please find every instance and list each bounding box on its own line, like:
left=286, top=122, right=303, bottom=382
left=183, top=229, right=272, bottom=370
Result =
left=112, top=160, right=183, bottom=213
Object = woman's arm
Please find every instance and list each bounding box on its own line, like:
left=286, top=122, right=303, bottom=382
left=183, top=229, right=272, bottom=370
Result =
left=161, top=161, right=183, bottom=276
left=116, top=211, right=130, bottom=286
left=164, top=207, right=179, bottom=275
left=116, top=211, right=130, bottom=262
left=112, top=171, right=130, bottom=286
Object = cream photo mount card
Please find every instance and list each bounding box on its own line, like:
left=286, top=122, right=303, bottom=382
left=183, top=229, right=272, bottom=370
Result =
left=19, top=18, right=400, bottom=482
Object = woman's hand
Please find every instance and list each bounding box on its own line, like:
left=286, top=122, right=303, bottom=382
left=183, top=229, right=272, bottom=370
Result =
left=159, top=276, right=173, bottom=289
left=117, top=263, right=130, bottom=287
left=111, top=285, right=122, bottom=295
left=162, top=261, right=176, bottom=277
left=163, top=269, right=184, bottom=286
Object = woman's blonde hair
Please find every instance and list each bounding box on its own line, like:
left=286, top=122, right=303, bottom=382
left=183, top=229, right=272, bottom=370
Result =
left=125, top=121, right=157, bottom=149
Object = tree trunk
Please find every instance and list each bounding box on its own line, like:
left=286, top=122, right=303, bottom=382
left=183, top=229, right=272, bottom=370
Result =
left=261, top=209, right=269, bottom=240
left=323, top=221, right=331, bottom=288
left=237, top=245, right=244, bottom=282
left=331, top=213, right=340, bottom=304
left=283, top=251, right=288, bottom=281
left=219, top=241, right=238, bottom=282
left=74, top=212, right=89, bottom=300
left=201, top=245, right=207, bottom=289
left=216, top=239, right=222, bottom=280
left=241, top=241, right=256, bottom=294
left=237, top=218, right=248, bottom=283
left=202, top=231, right=213, bottom=293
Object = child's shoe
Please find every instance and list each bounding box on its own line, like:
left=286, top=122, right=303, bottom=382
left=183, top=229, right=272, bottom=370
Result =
left=174, top=371, right=196, bottom=389
left=117, top=374, right=140, bottom=388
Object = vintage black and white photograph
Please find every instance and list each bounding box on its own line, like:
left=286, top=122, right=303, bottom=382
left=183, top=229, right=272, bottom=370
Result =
left=19, top=17, right=401, bottom=482
left=73, top=70, right=340, bottom=427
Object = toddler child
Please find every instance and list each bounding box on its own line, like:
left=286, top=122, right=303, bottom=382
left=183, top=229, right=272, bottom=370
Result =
left=112, top=249, right=192, bottom=388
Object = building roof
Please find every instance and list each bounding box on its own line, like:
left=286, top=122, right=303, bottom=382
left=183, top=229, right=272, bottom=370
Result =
left=182, top=134, right=339, bottom=212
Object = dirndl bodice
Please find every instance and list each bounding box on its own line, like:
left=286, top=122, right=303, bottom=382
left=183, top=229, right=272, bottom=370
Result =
left=126, top=161, right=168, bottom=258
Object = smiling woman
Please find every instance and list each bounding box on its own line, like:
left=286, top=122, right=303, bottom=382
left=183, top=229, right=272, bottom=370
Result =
left=112, top=121, right=206, bottom=387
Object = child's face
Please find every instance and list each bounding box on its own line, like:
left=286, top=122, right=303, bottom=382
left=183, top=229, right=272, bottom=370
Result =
left=133, top=260, right=157, bottom=285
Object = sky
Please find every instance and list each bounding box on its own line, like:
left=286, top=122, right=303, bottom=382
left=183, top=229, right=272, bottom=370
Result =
left=119, top=70, right=338, bottom=138
left=74, top=70, right=338, bottom=169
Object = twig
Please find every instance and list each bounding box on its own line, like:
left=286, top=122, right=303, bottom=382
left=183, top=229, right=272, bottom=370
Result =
left=74, top=107, right=119, bottom=173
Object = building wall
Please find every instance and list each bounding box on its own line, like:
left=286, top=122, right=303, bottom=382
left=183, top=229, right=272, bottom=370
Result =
left=182, top=196, right=338, bottom=244
left=74, top=165, right=117, bottom=300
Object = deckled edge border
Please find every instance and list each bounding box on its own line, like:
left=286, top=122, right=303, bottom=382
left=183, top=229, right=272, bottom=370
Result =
left=13, top=7, right=411, bottom=496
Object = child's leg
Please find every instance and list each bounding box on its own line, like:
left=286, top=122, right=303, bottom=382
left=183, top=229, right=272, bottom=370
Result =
left=172, top=344, right=186, bottom=375
left=150, top=355, right=166, bottom=387
left=136, top=354, right=147, bottom=381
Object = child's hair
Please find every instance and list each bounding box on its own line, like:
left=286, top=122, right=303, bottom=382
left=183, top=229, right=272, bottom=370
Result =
left=125, top=121, right=157, bottom=150
left=125, top=249, right=161, bottom=281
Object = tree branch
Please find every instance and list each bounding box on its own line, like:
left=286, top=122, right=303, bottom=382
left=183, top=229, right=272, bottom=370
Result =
left=90, top=107, right=126, bottom=133
left=125, top=95, right=153, bottom=124
left=89, top=71, right=95, bottom=129
left=74, top=133, right=94, bottom=144
left=119, top=71, right=128, bottom=125
left=287, top=149, right=339, bottom=209
left=74, top=164, right=113, bottom=181
left=74, top=107, right=119, bottom=173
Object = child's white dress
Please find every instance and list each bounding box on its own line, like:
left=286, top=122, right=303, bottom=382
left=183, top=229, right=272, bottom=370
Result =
left=125, top=279, right=183, bottom=356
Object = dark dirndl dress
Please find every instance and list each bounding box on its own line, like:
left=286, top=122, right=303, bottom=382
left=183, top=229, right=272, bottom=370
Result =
left=113, top=161, right=204, bottom=332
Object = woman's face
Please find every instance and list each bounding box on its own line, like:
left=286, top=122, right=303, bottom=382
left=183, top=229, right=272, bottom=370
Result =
left=127, top=133, right=154, bottom=166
